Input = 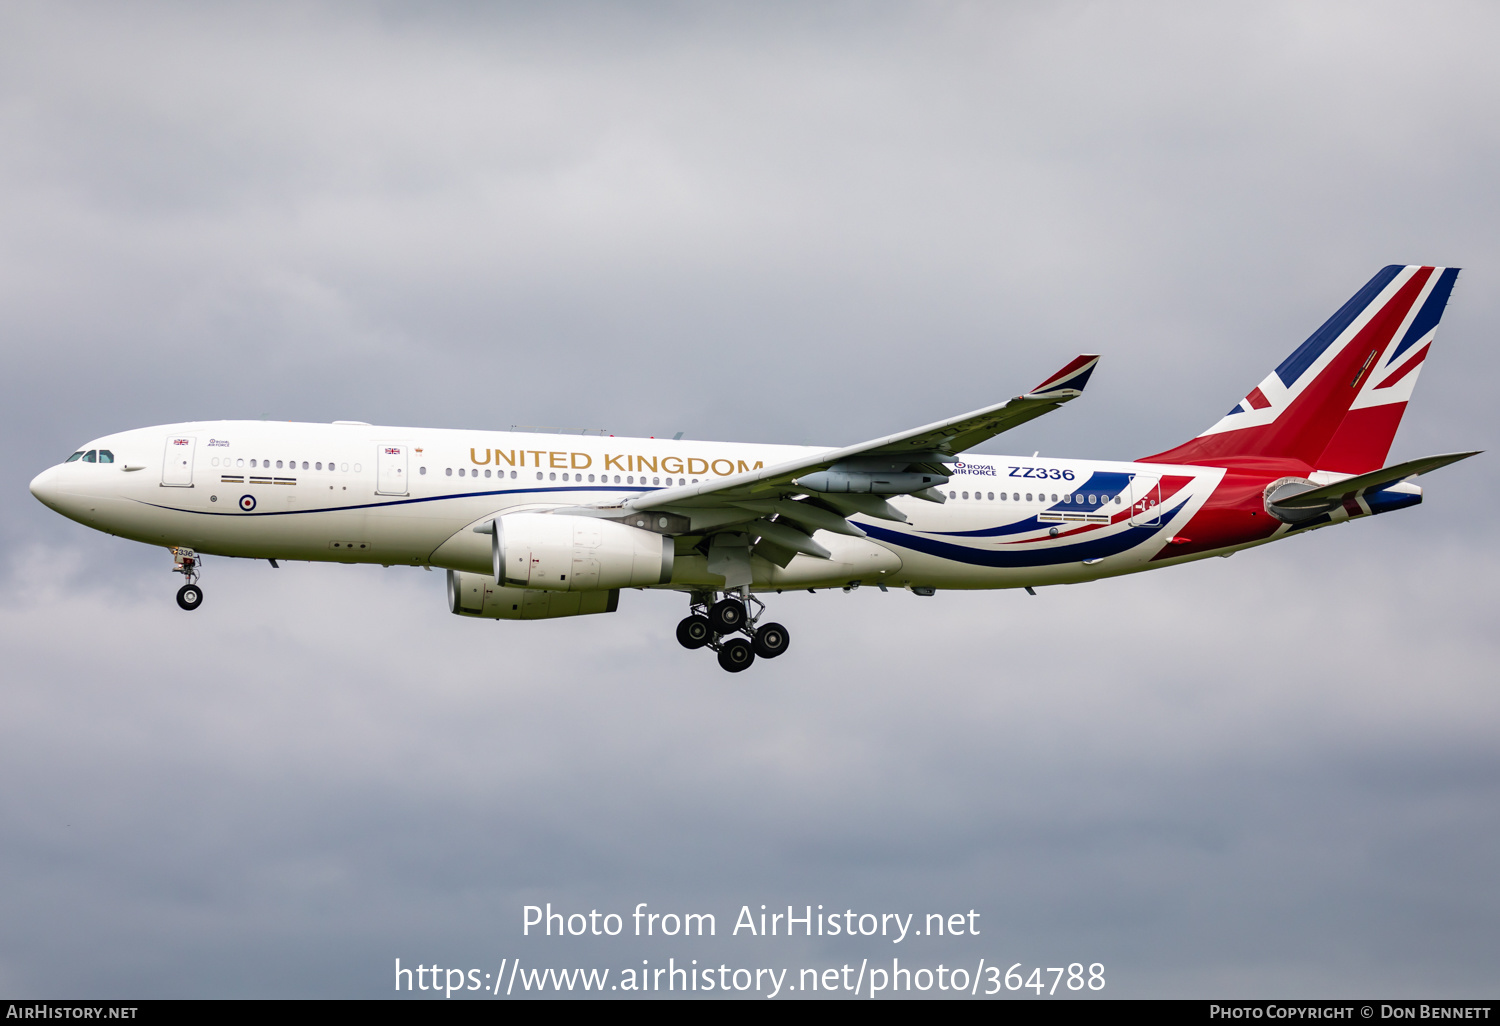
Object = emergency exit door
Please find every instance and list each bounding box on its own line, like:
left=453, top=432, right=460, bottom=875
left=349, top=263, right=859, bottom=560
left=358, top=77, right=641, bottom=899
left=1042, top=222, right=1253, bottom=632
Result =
left=376, top=445, right=408, bottom=495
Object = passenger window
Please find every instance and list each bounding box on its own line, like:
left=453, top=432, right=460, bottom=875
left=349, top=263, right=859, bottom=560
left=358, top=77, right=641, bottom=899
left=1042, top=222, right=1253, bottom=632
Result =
left=962, top=491, right=969, bottom=499
left=98, top=450, right=114, bottom=463
left=949, top=491, right=956, bottom=499
left=276, top=460, right=283, bottom=469
left=446, top=468, right=452, bottom=476
left=549, top=472, right=556, bottom=481
left=485, top=469, right=491, bottom=478
left=627, top=476, right=634, bottom=484
left=236, top=459, right=244, bottom=468
left=588, top=474, right=595, bottom=482
left=511, top=471, right=517, bottom=479
left=83, top=450, right=97, bottom=463
left=317, top=462, right=323, bottom=470
left=250, top=459, right=257, bottom=468
left=418, top=466, right=424, bottom=475
left=1025, top=492, right=1033, bottom=501
left=653, top=476, right=660, bottom=485
left=1115, top=496, right=1122, bottom=504
left=614, top=475, right=621, bottom=483
left=536, top=472, right=543, bottom=480
left=987, top=492, right=994, bottom=500
left=1051, top=493, right=1058, bottom=502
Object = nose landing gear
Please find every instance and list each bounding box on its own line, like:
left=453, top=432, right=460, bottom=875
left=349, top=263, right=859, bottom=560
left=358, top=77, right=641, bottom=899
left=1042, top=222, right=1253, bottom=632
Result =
left=172, top=547, right=204, bottom=611
left=677, top=589, right=790, bottom=672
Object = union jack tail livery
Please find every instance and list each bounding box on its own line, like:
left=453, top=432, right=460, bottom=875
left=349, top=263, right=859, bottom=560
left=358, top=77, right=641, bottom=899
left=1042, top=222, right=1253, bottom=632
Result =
left=1143, top=265, right=1460, bottom=473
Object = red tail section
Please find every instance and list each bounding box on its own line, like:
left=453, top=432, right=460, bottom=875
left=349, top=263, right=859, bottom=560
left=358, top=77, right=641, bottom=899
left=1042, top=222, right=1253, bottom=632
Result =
left=1142, top=265, right=1459, bottom=472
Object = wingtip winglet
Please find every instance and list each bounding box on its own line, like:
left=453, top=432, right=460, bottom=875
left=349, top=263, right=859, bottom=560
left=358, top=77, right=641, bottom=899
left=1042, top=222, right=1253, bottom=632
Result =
left=1031, top=354, right=1100, bottom=394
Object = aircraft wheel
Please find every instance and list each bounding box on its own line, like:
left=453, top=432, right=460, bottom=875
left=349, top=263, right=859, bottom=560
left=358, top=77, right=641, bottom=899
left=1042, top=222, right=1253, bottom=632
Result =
left=752, top=622, right=790, bottom=659
left=176, top=584, right=204, bottom=611
left=717, top=637, right=755, bottom=673
left=676, top=614, right=712, bottom=650
left=708, top=598, right=746, bottom=633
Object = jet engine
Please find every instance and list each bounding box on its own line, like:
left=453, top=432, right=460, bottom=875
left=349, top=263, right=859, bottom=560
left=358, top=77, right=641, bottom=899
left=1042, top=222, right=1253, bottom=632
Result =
left=447, top=570, right=619, bottom=620
left=493, top=513, right=674, bottom=591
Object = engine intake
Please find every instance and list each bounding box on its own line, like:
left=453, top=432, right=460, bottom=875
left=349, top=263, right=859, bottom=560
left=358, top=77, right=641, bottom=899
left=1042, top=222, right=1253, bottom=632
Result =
left=448, top=570, right=619, bottom=620
left=493, top=513, right=674, bottom=590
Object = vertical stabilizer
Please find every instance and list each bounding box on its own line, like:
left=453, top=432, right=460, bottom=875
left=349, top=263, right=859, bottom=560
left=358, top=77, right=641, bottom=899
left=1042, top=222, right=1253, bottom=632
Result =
left=1142, top=265, right=1459, bottom=472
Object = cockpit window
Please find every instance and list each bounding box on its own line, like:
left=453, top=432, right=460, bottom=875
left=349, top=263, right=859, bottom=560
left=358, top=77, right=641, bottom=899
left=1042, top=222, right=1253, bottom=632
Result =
left=66, top=452, right=85, bottom=462
left=97, top=450, right=114, bottom=463
left=82, top=450, right=98, bottom=463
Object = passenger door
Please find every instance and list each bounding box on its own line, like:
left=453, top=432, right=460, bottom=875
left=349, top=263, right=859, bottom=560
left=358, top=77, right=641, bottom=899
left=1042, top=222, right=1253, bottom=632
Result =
left=161, top=435, right=195, bottom=487
left=376, top=445, right=408, bottom=495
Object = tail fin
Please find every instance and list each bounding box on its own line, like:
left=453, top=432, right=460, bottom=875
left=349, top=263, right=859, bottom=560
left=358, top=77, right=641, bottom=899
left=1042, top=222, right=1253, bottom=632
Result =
left=1142, top=265, right=1460, bottom=472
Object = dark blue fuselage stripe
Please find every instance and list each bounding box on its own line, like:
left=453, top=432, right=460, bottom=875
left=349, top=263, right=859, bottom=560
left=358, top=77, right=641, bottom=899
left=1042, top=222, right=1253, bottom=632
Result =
left=864, top=496, right=1188, bottom=568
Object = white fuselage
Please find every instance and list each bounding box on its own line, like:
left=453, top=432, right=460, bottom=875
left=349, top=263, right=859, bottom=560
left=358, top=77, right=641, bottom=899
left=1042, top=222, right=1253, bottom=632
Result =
left=31, top=419, right=1374, bottom=593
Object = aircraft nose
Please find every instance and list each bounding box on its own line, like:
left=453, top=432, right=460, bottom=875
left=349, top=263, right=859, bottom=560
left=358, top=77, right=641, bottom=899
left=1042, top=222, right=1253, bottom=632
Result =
left=30, top=466, right=64, bottom=510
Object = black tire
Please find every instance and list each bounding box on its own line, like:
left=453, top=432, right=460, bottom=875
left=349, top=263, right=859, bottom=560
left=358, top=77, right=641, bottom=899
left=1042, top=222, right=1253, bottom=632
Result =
left=708, top=598, right=746, bottom=633
left=717, top=637, right=755, bottom=673
left=752, top=622, right=790, bottom=659
left=176, top=584, right=203, bottom=611
left=676, top=614, right=712, bottom=650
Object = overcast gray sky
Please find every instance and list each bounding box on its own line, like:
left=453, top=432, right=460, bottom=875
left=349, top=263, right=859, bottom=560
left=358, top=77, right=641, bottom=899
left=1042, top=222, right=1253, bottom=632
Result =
left=1, top=0, right=1496, bottom=998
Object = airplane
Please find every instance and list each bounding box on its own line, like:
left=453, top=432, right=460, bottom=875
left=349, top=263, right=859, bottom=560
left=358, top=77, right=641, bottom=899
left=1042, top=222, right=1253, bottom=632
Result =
left=30, top=264, right=1479, bottom=672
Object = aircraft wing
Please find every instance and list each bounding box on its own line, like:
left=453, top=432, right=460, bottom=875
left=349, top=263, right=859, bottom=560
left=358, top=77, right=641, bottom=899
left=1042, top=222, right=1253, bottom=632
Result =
left=616, top=356, right=1099, bottom=568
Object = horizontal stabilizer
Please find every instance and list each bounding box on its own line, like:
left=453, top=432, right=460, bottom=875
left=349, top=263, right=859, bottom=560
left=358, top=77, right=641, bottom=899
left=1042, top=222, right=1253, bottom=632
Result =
left=1273, top=450, right=1481, bottom=508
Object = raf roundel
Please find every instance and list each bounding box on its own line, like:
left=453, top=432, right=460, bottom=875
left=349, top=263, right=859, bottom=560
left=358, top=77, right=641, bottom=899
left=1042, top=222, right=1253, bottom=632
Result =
left=238, top=494, right=256, bottom=512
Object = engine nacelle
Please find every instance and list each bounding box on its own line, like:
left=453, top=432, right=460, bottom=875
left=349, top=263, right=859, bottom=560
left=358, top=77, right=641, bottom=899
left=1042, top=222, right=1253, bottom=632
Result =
left=494, top=513, right=674, bottom=591
left=447, top=570, right=619, bottom=620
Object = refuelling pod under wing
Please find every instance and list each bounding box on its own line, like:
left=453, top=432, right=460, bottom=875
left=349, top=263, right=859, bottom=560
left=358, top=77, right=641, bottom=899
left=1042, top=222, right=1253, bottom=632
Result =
left=494, top=512, right=673, bottom=591
left=448, top=570, right=619, bottom=620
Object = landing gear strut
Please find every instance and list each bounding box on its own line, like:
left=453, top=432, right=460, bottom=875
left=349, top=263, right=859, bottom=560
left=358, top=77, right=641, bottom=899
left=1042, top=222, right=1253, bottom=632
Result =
left=677, top=588, right=790, bottom=672
left=172, top=547, right=203, bottom=611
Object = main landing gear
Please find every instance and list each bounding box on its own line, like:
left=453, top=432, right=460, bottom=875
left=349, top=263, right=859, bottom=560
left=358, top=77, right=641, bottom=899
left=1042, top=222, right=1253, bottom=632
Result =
left=172, top=547, right=204, bottom=611
left=676, top=589, right=790, bottom=672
